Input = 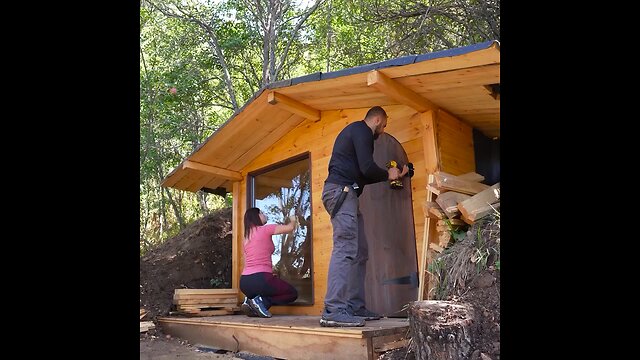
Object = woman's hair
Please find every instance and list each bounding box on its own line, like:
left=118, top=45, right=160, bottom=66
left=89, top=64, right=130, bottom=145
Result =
left=244, top=207, right=263, bottom=240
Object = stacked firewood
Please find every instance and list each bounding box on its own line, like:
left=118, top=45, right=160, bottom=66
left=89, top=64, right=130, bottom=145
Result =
left=172, top=288, right=239, bottom=316
left=423, top=171, right=500, bottom=252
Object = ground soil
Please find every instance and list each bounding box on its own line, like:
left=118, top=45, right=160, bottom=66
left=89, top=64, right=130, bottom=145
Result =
left=140, top=207, right=500, bottom=359
left=140, top=207, right=233, bottom=321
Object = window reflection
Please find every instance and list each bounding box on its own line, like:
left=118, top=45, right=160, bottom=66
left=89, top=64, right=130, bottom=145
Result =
left=251, top=156, right=312, bottom=304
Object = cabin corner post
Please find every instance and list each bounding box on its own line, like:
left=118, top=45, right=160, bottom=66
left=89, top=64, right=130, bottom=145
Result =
left=232, top=181, right=241, bottom=299
left=417, top=110, right=440, bottom=300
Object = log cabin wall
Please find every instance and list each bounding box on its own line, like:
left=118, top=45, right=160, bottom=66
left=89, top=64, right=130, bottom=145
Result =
left=436, top=110, right=476, bottom=175
left=233, top=104, right=477, bottom=312
left=234, top=104, right=436, bottom=315
left=421, top=109, right=476, bottom=299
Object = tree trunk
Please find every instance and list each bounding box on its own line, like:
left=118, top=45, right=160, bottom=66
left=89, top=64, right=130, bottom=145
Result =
left=197, top=191, right=209, bottom=214
left=163, top=187, right=186, bottom=229
left=408, top=300, right=477, bottom=360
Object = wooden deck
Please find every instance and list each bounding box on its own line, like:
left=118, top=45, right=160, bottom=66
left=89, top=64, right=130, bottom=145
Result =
left=158, top=315, right=410, bottom=359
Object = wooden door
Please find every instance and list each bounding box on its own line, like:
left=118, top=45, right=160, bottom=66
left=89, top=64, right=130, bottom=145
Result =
left=359, top=133, right=418, bottom=317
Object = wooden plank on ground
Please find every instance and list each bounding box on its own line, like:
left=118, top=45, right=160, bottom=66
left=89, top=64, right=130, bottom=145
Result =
left=174, top=289, right=238, bottom=295
left=435, top=191, right=471, bottom=218
left=457, top=182, right=500, bottom=221
left=176, top=309, right=236, bottom=316
left=174, top=297, right=238, bottom=305
left=434, top=171, right=490, bottom=195
left=140, top=321, right=155, bottom=332
left=462, top=202, right=500, bottom=223
left=173, top=293, right=239, bottom=300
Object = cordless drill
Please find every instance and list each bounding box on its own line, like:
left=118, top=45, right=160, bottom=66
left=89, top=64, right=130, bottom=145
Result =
left=385, top=160, right=415, bottom=189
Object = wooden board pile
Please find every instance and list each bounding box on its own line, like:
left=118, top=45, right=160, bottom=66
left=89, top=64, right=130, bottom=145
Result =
left=172, top=288, right=240, bottom=316
left=140, top=308, right=155, bottom=332
left=423, top=171, right=500, bottom=252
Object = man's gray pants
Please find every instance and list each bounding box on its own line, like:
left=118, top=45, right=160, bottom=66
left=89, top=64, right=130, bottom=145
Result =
left=321, top=182, right=369, bottom=314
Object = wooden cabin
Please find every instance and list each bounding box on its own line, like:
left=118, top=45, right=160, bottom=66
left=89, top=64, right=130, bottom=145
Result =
left=159, top=40, right=500, bottom=359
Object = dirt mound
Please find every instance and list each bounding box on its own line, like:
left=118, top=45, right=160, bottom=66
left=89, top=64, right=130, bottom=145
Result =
left=140, top=207, right=233, bottom=320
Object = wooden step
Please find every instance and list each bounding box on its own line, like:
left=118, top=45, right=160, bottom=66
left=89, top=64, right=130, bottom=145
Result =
left=158, top=315, right=409, bottom=360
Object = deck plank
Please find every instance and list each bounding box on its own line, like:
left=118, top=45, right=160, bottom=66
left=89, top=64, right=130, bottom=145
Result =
left=158, top=315, right=409, bottom=359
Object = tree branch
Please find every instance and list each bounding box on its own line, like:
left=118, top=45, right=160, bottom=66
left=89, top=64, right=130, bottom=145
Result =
left=148, top=1, right=240, bottom=110
left=275, top=0, right=323, bottom=78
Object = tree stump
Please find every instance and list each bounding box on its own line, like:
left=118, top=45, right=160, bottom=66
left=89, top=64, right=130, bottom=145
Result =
left=408, top=300, right=477, bottom=360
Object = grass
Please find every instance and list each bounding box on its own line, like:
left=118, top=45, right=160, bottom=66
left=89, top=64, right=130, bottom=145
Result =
left=428, top=207, right=501, bottom=299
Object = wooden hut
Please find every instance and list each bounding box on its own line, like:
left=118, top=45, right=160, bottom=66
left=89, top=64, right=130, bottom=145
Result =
left=159, top=40, right=500, bottom=359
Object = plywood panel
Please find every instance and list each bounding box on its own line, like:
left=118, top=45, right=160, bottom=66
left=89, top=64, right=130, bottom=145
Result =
left=360, top=133, right=418, bottom=316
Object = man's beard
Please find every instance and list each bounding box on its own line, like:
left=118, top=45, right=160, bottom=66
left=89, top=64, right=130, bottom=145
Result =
left=373, top=132, right=380, bottom=140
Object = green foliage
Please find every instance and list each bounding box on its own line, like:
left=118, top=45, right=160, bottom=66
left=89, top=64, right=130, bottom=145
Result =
left=210, top=277, right=224, bottom=288
left=428, top=256, right=449, bottom=299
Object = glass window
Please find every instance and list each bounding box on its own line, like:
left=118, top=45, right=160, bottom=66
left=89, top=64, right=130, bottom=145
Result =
left=249, top=155, right=313, bottom=305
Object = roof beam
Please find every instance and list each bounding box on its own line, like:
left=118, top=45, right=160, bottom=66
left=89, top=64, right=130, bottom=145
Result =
left=182, top=160, right=243, bottom=181
left=367, top=70, right=439, bottom=113
left=267, top=91, right=320, bottom=120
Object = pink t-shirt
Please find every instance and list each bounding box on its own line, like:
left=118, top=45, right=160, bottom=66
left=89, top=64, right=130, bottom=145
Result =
left=242, top=224, right=277, bottom=275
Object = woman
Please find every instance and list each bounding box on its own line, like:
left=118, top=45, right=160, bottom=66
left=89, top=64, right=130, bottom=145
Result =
left=240, top=207, right=299, bottom=318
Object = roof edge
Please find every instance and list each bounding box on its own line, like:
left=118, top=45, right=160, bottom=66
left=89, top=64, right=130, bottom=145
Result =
left=162, top=40, right=500, bottom=185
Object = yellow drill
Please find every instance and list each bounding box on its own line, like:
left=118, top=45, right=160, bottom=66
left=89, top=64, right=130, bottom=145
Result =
left=385, top=160, right=414, bottom=189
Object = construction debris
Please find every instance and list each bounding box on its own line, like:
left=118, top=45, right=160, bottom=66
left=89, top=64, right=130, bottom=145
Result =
left=425, top=172, right=500, bottom=252
left=140, top=321, right=155, bottom=333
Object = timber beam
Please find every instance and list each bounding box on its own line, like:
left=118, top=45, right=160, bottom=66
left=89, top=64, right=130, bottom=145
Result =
left=267, top=91, right=320, bottom=120
left=182, top=160, right=243, bottom=181
left=367, top=70, right=439, bottom=113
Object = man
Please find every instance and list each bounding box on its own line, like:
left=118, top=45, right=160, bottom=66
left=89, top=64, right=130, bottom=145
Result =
left=320, top=106, right=408, bottom=327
